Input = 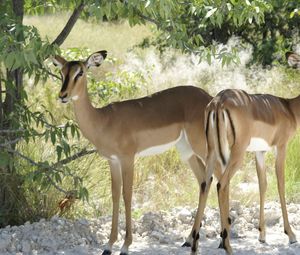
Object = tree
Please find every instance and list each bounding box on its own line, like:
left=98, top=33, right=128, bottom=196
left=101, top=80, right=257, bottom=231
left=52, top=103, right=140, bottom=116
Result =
left=0, top=0, right=87, bottom=226
left=0, top=0, right=291, bottom=226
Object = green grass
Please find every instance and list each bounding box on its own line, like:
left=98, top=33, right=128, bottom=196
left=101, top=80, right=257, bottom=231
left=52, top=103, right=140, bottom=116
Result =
left=24, top=14, right=153, bottom=58
left=18, top=13, right=300, bottom=223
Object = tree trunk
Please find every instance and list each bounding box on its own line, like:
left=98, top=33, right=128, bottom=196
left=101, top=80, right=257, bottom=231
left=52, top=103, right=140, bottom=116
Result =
left=0, top=0, right=25, bottom=227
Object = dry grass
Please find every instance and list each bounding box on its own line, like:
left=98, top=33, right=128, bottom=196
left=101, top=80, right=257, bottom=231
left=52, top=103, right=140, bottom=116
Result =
left=21, top=14, right=300, bottom=221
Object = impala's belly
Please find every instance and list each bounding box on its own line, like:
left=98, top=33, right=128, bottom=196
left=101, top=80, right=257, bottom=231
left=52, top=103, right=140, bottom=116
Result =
left=136, top=129, right=194, bottom=161
left=137, top=137, right=181, bottom=156
left=246, top=137, right=272, bottom=152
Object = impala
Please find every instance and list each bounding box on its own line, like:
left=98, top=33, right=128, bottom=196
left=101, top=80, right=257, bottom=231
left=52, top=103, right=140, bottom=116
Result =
left=190, top=87, right=298, bottom=254
left=52, top=51, right=213, bottom=255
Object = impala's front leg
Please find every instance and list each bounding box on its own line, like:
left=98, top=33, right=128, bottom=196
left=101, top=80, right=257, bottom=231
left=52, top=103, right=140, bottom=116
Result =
left=255, top=151, right=267, bottom=243
left=103, top=159, right=122, bottom=255
left=120, top=157, right=134, bottom=255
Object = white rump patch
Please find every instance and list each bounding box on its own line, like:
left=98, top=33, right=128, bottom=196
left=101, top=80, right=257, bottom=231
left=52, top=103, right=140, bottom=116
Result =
left=210, top=111, right=215, bottom=128
left=246, top=137, right=271, bottom=152
left=222, top=110, right=231, bottom=164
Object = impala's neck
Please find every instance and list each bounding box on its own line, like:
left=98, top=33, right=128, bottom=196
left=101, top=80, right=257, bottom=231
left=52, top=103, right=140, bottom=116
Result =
left=72, top=81, right=102, bottom=143
left=288, top=95, right=300, bottom=127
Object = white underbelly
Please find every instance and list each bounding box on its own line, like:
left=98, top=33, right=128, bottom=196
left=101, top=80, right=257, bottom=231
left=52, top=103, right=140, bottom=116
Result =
left=136, top=130, right=194, bottom=161
left=246, top=137, right=272, bottom=152
left=137, top=138, right=180, bottom=157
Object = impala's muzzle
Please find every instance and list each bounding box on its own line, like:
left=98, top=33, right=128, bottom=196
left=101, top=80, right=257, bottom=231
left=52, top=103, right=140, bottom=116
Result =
left=59, top=92, right=69, bottom=103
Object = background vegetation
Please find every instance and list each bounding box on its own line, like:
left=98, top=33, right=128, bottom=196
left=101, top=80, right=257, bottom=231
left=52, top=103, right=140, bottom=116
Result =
left=1, top=0, right=300, bottom=226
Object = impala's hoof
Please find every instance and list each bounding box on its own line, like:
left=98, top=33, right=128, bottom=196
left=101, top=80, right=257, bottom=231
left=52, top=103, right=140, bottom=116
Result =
left=102, top=250, right=112, bottom=255
left=259, top=238, right=266, bottom=243
left=218, top=240, right=224, bottom=249
left=120, top=253, right=128, bottom=255
left=181, top=241, right=191, bottom=247
left=290, top=239, right=298, bottom=244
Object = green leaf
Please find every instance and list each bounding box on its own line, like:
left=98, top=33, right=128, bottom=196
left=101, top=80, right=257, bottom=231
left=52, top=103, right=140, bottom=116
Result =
left=205, top=8, right=217, bottom=18
left=51, top=131, right=56, bottom=145
left=54, top=172, right=62, bottom=184
left=56, top=145, right=63, bottom=161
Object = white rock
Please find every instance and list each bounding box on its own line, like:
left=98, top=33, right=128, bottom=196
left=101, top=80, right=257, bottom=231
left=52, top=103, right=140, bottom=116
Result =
left=0, top=234, right=11, bottom=251
left=265, top=209, right=281, bottom=226
left=21, top=240, right=31, bottom=253
left=177, top=208, right=192, bottom=223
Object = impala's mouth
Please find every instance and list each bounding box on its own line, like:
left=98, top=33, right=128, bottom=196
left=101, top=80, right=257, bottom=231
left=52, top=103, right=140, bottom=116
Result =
left=60, top=97, right=69, bottom=104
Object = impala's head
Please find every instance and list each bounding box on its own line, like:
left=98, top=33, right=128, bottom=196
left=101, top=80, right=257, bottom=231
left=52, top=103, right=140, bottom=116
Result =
left=53, top=50, right=107, bottom=103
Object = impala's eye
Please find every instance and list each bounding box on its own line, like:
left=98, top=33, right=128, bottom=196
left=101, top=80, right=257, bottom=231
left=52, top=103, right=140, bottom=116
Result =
left=74, top=70, right=83, bottom=82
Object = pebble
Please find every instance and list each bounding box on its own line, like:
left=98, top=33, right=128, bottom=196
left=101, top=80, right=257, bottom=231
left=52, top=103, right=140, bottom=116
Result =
left=0, top=201, right=298, bottom=254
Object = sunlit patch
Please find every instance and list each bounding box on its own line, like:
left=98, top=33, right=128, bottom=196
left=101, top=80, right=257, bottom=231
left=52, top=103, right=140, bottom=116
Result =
left=72, top=95, right=79, bottom=101
left=246, top=137, right=271, bottom=152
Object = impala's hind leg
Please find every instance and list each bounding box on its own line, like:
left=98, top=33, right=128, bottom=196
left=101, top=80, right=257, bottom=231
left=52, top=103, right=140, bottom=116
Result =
left=182, top=154, right=207, bottom=248
left=275, top=145, right=297, bottom=244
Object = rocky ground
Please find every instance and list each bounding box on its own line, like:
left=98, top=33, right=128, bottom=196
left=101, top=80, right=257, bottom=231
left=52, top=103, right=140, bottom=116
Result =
left=0, top=201, right=299, bottom=255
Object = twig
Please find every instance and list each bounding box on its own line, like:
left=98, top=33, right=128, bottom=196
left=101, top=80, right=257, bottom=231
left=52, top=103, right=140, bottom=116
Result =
left=45, top=174, right=68, bottom=195
left=0, top=129, right=25, bottom=134
left=53, top=148, right=97, bottom=167
left=46, top=69, right=61, bottom=81
left=0, top=145, right=41, bottom=168
left=0, top=145, right=69, bottom=195
left=0, top=138, right=22, bottom=146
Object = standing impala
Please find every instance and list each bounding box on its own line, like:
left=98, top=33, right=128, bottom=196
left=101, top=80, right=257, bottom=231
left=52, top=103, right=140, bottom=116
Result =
left=52, top=51, right=213, bottom=255
left=190, top=87, right=298, bottom=254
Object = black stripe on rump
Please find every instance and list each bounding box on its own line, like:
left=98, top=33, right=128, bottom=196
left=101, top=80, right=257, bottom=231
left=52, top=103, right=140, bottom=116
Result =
left=205, top=111, right=211, bottom=140
left=216, top=110, right=226, bottom=165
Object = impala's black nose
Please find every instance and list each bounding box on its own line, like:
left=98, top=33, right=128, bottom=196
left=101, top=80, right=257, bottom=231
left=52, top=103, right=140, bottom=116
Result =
left=59, top=92, right=68, bottom=103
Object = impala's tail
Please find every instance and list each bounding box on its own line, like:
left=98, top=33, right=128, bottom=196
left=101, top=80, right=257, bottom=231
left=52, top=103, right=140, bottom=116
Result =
left=205, top=106, right=236, bottom=173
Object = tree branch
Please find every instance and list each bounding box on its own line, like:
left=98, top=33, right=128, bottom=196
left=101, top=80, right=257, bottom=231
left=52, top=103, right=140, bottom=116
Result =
left=136, top=12, right=160, bottom=27
left=45, top=69, right=61, bottom=81
left=51, top=1, right=85, bottom=46
left=53, top=148, right=97, bottom=167
left=0, top=138, right=22, bottom=146
left=0, top=129, right=25, bottom=134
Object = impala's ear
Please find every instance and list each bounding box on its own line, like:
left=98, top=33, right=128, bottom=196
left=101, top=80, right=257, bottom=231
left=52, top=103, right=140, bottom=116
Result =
left=85, top=50, right=107, bottom=68
left=53, top=55, right=67, bottom=68
left=285, top=51, right=300, bottom=68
